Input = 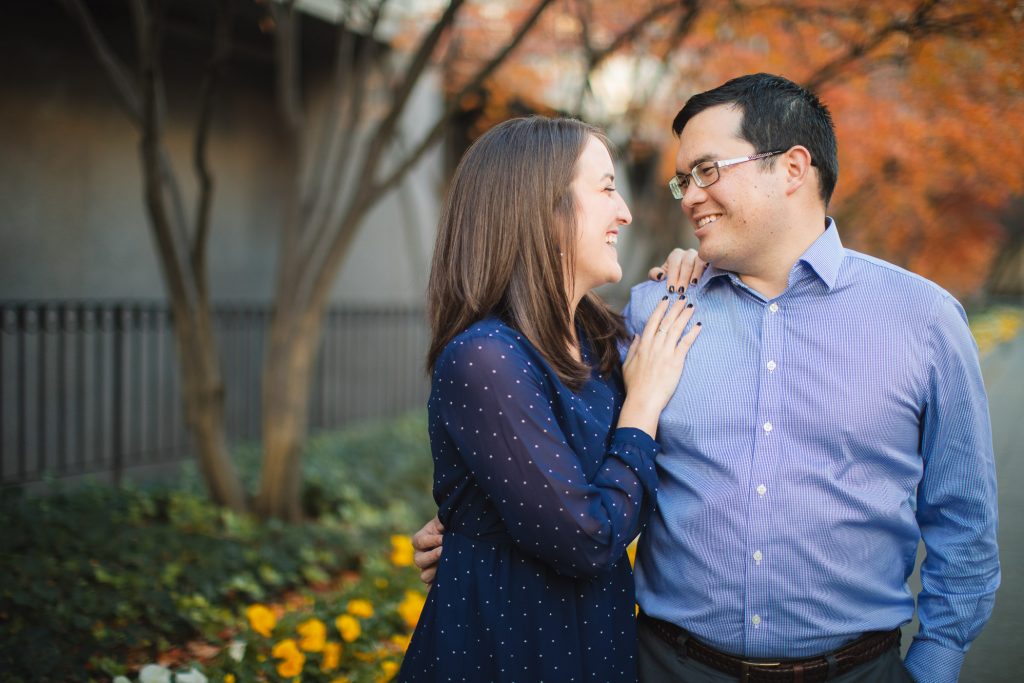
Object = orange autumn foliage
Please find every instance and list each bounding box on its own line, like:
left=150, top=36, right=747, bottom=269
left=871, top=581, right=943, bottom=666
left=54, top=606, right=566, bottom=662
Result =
left=399, top=0, right=1024, bottom=297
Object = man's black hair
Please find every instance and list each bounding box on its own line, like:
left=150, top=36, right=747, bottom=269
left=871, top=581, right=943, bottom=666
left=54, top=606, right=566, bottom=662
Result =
left=672, top=73, right=838, bottom=206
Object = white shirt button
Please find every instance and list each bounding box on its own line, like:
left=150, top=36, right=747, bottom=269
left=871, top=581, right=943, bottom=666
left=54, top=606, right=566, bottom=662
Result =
left=769, top=303, right=779, bottom=313
left=766, top=360, right=777, bottom=371
left=756, top=484, right=767, bottom=496
left=753, top=550, right=763, bottom=564
left=763, top=421, right=773, bottom=432
left=752, top=614, right=762, bottom=626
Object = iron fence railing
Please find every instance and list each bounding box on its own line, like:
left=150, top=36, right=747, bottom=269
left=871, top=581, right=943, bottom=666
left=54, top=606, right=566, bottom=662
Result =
left=0, top=301, right=429, bottom=487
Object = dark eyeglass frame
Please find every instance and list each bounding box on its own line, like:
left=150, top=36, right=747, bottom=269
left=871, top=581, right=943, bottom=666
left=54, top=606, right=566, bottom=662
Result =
left=668, top=150, right=783, bottom=200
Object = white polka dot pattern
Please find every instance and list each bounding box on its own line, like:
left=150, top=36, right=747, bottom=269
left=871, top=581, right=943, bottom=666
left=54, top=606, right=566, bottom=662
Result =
left=399, top=318, right=659, bottom=682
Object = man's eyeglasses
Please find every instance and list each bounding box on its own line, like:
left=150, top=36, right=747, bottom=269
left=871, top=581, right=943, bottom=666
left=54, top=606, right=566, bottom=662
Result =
left=668, top=150, right=783, bottom=200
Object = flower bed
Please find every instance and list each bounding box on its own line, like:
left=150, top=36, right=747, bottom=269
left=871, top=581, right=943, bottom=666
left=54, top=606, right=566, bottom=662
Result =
left=0, top=413, right=434, bottom=683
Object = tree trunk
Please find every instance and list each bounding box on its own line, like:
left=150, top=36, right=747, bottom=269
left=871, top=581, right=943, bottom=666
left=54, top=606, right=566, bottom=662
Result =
left=173, top=302, right=248, bottom=512
left=256, top=300, right=326, bottom=521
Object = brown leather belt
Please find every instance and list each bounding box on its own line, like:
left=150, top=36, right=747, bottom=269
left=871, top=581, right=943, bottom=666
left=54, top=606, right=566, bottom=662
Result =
left=640, top=613, right=901, bottom=682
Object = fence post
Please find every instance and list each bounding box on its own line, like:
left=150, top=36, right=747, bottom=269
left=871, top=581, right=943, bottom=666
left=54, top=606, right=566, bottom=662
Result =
left=112, top=305, right=124, bottom=487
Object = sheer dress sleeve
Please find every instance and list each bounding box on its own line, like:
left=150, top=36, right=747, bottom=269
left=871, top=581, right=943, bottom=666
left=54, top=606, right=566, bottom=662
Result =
left=433, top=333, right=659, bottom=578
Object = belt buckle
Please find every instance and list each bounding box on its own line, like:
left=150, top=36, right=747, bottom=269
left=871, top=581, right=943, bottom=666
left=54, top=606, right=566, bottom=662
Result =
left=739, top=659, right=782, bottom=682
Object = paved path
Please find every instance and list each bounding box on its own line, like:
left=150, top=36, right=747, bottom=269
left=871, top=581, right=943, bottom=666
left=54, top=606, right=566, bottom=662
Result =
left=904, top=331, right=1024, bottom=680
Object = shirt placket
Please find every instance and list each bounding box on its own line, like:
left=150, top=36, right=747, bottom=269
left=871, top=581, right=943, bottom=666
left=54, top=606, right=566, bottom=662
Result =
left=744, top=296, right=782, bottom=655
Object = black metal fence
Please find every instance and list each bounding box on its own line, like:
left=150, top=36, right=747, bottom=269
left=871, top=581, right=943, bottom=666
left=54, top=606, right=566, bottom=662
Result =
left=0, top=302, right=430, bottom=487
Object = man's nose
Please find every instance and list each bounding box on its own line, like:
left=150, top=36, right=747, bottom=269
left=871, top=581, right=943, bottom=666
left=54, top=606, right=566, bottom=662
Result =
left=682, top=180, right=707, bottom=210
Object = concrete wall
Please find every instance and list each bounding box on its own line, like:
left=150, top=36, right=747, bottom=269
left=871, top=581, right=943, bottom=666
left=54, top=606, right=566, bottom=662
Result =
left=0, top=5, right=441, bottom=306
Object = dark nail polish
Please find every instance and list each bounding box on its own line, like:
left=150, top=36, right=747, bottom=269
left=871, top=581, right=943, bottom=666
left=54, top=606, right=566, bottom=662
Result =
left=678, top=293, right=686, bottom=300
left=661, top=295, right=669, bottom=300
left=668, top=285, right=675, bottom=294
left=696, top=322, right=702, bottom=326
left=656, top=272, right=665, bottom=281
left=687, top=303, right=694, bottom=309
left=691, top=278, right=698, bottom=284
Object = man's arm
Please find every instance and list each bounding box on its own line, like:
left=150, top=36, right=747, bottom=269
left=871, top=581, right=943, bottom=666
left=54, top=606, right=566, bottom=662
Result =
left=903, top=295, right=1000, bottom=683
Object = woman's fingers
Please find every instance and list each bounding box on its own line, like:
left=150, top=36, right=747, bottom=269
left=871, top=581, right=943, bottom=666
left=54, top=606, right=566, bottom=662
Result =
left=652, top=295, right=690, bottom=339
left=676, top=315, right=702, bottom=353
left=681, top=254, right=708, bottom=293
left=640, top=295, right=672, bottom=343
left=649, top=248, right=708, bottom=293
left=665, top=301, right=695, bottom=340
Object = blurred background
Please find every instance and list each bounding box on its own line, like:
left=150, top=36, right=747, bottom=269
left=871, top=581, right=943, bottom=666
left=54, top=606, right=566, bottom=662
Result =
left=1, top=1, right=1022, bottom=681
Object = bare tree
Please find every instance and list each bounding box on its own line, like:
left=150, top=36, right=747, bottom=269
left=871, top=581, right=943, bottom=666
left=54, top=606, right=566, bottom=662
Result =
left=62, top=0, right=247, bottom=512
left=63, top=0, right=556, bottom=519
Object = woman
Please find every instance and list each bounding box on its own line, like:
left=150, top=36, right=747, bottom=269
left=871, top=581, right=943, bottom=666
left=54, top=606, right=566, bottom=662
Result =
left=399, top=117, right=700, bottom=682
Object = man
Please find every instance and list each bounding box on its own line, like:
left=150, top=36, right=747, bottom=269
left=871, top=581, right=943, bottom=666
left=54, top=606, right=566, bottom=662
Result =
left=415, top=74, right=999, bottom=683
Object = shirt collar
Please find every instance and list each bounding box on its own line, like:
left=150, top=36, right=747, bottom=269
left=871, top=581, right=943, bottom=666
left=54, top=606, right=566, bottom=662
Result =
left=694, top=218, right=844, bottom=294
left=797, top=218, right=844, bottom=291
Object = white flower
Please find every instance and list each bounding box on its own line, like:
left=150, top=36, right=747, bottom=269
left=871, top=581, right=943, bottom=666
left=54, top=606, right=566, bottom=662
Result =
left=113, top=677, right=132, bottom=683
left=228, top=639, right=246, bottom=663
left=139, top=664, right=173, bottom=683
left=175, top=668, right=208, bottom=683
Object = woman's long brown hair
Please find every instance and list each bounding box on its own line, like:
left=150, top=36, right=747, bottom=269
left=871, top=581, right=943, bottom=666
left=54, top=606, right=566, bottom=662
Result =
left=426, top=116, right=627, bottom=390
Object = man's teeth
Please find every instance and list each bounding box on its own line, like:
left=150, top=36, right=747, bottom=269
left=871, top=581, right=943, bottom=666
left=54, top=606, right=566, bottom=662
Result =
left=697, top=215, right=721, bottom=228
left=605, top=234, right=618, bottom=245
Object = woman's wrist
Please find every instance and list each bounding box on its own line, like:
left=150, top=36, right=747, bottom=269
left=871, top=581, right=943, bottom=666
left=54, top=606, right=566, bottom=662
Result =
left=616, top=398, right=659, bottom=438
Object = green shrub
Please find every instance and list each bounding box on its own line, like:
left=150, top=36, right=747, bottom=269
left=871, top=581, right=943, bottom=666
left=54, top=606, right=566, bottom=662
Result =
left=0, top=412, right=434, bottom=682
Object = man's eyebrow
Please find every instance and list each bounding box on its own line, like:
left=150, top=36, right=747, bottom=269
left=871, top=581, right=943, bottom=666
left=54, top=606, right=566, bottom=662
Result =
left=676, top=154, right=716, bottom=173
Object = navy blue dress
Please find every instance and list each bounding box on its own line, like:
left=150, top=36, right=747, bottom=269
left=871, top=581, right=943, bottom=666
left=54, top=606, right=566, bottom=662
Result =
left=399, top=318, right=659, bottom=683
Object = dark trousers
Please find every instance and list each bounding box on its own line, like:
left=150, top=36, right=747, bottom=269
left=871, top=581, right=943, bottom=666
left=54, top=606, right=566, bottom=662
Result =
left=637, top=617, right=915, bottom=683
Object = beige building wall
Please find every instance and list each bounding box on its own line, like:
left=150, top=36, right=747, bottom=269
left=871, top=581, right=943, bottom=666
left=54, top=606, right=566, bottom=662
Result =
left=0, top=5, right=441, bottom=306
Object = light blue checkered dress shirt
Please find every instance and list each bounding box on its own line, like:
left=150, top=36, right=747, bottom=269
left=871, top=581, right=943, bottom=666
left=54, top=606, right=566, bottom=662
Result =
left=625, top=221, right=999, bottom=683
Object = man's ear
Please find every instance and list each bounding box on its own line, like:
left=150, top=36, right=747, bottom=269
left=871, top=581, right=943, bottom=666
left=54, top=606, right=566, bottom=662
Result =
left=781, top=145, right=813, bottom=197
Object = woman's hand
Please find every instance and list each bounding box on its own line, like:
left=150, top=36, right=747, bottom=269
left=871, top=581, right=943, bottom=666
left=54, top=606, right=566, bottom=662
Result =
left=648, top=248, right=707, bottom=294
left=618, top=295, right=701, bottom=437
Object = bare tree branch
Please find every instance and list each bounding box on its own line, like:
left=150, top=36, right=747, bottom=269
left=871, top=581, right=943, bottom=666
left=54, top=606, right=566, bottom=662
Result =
left=576, top=0, right=701, bottom=117
left=192, top=0, right=236, bottom=303
left=298, top=0, right=388, bottom=269
left=803, top=0, right=985, bottom=90
left=300, top=4, right=358, bottom=223
left=371, top=0, right=556, bottom=198
left=271, top=0, right=305, bottom=134
left=300, top=0, right=557, bottom=312
left=61, top=0, right=142, bottom=123
left=621, top=0, right=701, bottom=124
left=134, top=0, right=199, bottom=314
left=590, top=0, right=684, bottom=67
left=359, top=0, right=467, bottom=183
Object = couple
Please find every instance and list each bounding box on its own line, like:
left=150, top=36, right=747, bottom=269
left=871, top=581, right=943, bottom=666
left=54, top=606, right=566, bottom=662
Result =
left=398, top=74, right=999, bottom=683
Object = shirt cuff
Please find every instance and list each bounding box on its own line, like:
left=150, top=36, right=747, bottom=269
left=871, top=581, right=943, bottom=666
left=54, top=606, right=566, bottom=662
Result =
left=610, top=427, right=659, bottom=460
left=903, top=638, right=965, bottom=683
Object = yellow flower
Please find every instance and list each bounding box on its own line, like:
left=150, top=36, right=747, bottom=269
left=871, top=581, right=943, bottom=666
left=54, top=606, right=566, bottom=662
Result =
left=321, top=642, right=342, bottom=672
left=297, top=618, right=327, bottom=653
left=246, top=604, right=277, bottom=638
left=389, top=535, right=414, bottom=567
left=374, top=578, right=389, bottom=589
left=335, top=614, right=361, bottom=642
left=389, top=633, right=412, bottom=651
left=346, top=599, right=374, bottom=618
left=271, top=638, right=306, bottom=678
left=397, top=590, right=426, bottom=630
left=376, top=660, right=400, bottom=682
left=224, top=676, right=236, bottom=683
